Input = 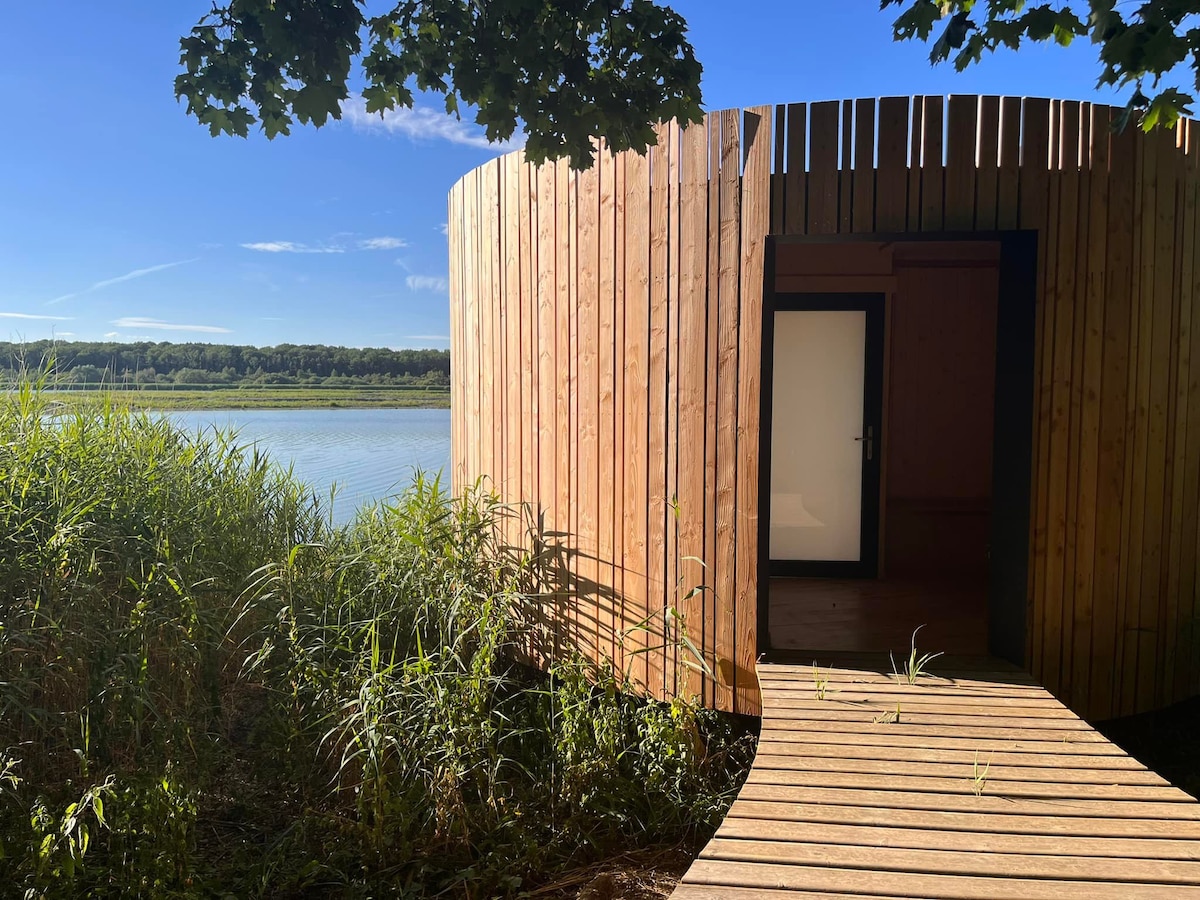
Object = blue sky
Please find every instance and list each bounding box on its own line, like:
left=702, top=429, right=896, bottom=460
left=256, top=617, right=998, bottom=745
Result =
left=0, top=2, right=1128, bottom=350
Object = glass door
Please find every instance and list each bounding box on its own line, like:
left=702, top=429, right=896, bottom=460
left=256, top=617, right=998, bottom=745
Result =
left=768, top=294, right=884, bottom=577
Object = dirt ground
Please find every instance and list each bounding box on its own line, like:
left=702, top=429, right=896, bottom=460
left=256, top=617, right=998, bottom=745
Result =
left=531, top=845, right=695, bottom=900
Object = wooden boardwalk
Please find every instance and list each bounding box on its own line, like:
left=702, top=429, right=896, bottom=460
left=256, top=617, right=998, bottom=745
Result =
left=673, top=655, right=1200, bottom=899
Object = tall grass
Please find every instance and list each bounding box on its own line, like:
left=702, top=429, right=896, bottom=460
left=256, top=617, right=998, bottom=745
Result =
left=0, top=381, right=753, bottom=898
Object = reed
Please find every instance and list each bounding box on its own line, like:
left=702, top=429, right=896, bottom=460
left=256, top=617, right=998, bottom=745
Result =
left=0, top=378, right=753, bottom=897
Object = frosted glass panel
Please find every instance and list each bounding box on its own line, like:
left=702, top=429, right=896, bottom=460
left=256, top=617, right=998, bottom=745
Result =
left=771, top=310, right=866, bottom=561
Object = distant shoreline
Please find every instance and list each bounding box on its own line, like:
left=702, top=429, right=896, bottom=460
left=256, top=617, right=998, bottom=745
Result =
left=43, top=386, right=451, bottom=411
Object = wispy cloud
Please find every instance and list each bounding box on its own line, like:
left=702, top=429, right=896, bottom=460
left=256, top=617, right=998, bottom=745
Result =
left=341, top=98, right=524, bottom=151
left=241, top=241, right=344, bottom=254
left=0, top=312, right=73, bottom=320
left=359, top=236, right=407, bottom=250
left=112, top=316, right=232, bottom=334
left=55, top=332, right=76, bottom=338
left=241, top=236, right=408, bottom=254
left=438, top=223, right=448, bottom=236
left=403, top=334, right=450, bottom=342
left=103, top=332, right=119, bottom=339
left=47, top=258, right=200, bottom=306
left=406, top=275, right=448, bottom=293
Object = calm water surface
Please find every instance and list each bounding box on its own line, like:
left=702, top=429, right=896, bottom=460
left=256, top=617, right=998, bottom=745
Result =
left=170, top=408, right=451, bottom=524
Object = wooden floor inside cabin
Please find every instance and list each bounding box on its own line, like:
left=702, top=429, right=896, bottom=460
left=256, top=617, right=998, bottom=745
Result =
left=672, top=654, right=1200, bottom=899
left=768, top=576, right=989, bottom=657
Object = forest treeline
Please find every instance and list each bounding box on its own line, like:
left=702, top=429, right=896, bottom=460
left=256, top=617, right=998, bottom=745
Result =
left=0, top=340, right=451, bottom=387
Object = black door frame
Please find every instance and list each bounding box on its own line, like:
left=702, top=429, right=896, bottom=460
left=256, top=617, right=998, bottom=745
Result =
left=757, top=231, right=1039, bottom=668
left=765, top=292, right=885, bottom=579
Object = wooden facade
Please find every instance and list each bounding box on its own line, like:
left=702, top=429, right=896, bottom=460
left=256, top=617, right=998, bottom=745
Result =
left=448, top=96, right=1200, bottom=721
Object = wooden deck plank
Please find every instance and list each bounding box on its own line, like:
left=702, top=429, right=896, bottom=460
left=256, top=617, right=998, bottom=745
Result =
left=742, top=769, right=1185, bottom=801
left=699, top=839, right=1200, bottom=884
left=715, top=818, right=1200, bottom=860
left=724, top=799, right=1200, bottom=838
left=672, top=658, right=1200, bottom=898
left=680, top=859, right=1200, bottom=899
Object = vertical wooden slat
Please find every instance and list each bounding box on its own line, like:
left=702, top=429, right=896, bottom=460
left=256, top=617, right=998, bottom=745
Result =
left=648, top=124, right=670, bottom=698
left=559, top=157, right=580, bottom=659
left=976, top=95, right=1001, bottom=230
left=517, top=156, right=535, bottom=590
left=612, top=151, right=628, bottom=679
left=1093, top=116, right=1136, bottom=719
left=503, top=154, right=523, bottom=553
left=1119, top=121, right=1154, bottom=715
left=1164, top=125, right=1193, bottom=705
left=447, top=180, right=462, bottom=493
left=1138, top=128, right=1178, bottom=710
left=736, top=106, right=771, bottom=715
left=1047, top=101, right=1080, bottom=701
left=492, top=161, right=505, bottom=494
left=1181, top=128, right=1200, bottom=699
left=785, top=103, right=807, bottom=235
left=852, top=98, right=876, bottom=232
left=920, top=95, right=945, bottom=231
left=808, top=101, right=839, bottom=234
left=772, top=105, right=786, bottom=234
left=464, top=169, right=482, bottom=493
left=997, top=97, right=1022, bottom=231
left=483, top=162, right=498, bottom=493
left=1073, top=104, right=1109, bottom=719
left=536, top=161, right=558, bottom=643
left=907, top=97, right=924, bottom=231
left=666, top=119, right=682, bottom=699
left=1185, top=128, right=1200, bottom=699
left=597, top=143, right=617, bottom=671
left=715, top=108, right=742, bottom=711
left=839, top=99, right=853, bottom=233
left=1019, top=97, right=1052, bottom=677
left=944, top=94, right=977, bottom=230
left=875, top=97, right=909, bottom=232
left=679, top=119, right=709, bottom=702
left=624, top=145, right=651, bottom=691
left=704, top=116, right=721, bottom=708
left=1062, top=104, right=1090, bottom=709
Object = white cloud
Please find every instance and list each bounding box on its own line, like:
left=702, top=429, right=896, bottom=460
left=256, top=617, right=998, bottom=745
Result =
left=359, top=236, right=408, bottom=250
left=341, top=98, right=525, bottom=151
left=112, top=317, right=232, bottom=334
left=403, top=334, right=450, bottom=342
left=47, top=258, right=200, bottom=305
left=406, top=275, right=449, bottom=293
left=0, top=312, right=73, bottom=320
left=103, top=332, right=119, bottom=338
left=241, top=241, right=344, bottom=254
left=55, top=332, right=76, bottom=338
left=439, top=223, right=449, bottom=236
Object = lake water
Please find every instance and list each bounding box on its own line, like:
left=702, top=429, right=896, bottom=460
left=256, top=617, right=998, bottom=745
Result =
left=169, top=408, right=452, bottom=524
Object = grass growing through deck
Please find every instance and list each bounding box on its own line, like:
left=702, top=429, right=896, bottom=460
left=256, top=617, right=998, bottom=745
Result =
left=0, top=382, right=753, bottom=898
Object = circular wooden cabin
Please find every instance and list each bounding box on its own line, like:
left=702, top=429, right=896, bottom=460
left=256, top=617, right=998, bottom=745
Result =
left=447, top=95, right=1200, bottom=721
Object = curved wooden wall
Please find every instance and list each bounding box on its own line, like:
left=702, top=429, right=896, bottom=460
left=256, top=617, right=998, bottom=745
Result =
left=449, top=96, right=1200, bottom=720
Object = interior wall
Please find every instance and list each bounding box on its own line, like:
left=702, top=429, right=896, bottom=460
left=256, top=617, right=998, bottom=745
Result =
left=886, top=260, right=999, bottom=578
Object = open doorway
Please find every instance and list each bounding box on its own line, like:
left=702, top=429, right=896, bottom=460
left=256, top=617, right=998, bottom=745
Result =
left=759, top=236, right=1035, bottom=663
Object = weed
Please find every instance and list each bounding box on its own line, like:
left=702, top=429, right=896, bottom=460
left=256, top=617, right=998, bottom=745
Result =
left=812, top=665, right=834, bottom=700
left=891, top=625, right=944, bottom=685
left=872, top=703, right=902, bottom=725
left=972, top=751, right=993, bottom=796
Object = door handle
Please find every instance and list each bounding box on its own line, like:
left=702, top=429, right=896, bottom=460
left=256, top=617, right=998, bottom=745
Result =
left=854, top=425, right=875, bottom=461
